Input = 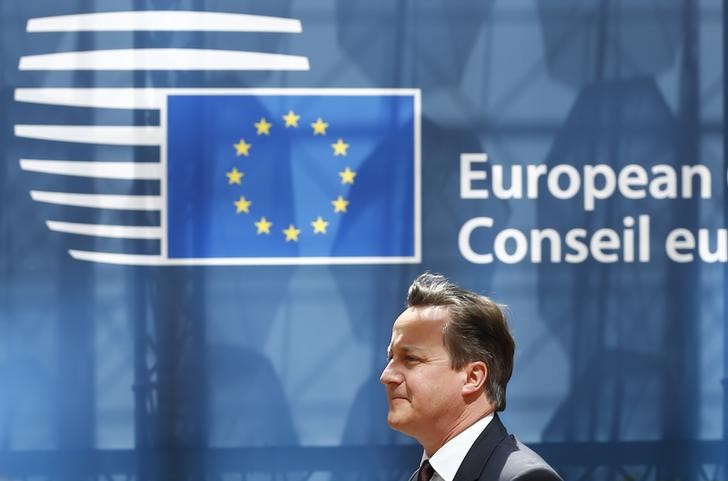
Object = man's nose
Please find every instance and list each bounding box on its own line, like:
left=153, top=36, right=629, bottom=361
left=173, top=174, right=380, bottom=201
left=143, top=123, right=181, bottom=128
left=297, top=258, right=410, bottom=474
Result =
left=380, top=361, right=401, bottom=385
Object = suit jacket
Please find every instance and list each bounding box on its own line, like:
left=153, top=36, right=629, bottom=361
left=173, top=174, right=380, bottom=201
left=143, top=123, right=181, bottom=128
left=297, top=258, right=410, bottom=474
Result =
left=412, top=414, right=562, bottom=481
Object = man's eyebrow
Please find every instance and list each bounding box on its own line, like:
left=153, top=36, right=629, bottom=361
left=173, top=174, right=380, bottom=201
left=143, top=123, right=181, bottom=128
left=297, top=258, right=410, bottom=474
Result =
left=395, top=345, right=427, bottom=356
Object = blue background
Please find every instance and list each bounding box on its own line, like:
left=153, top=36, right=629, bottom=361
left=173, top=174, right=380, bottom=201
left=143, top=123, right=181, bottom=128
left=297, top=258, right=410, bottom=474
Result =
left=0, top=1, right=724, bottom=481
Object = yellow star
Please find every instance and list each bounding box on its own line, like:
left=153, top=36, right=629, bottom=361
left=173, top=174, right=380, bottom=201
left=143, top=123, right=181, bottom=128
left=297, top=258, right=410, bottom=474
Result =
left=331, top=196, right=349, bottom=213
left=234, top=196, right=252, bottom=214
left=311, top=118, right=329, bottom=135
left=311, top=216, right=329, bottom=234
left=283, top=110, right=301, bottom=128
left=233, top=139, right=251, bottom=156
left=339, top=167, right=357, bottom=184
left=331, top=138, right=349, bottom=156
left=255, top=117, right=272, bottom=135
left=283, top=224, right=301, bottom=242
left=226, top=167, right=243, bottom=185
left=255, top=217, right=272, bottom=235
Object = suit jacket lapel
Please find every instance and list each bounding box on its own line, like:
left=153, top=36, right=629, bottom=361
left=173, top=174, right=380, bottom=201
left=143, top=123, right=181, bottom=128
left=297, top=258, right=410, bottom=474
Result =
left=451, top=414, right=508, bottom=481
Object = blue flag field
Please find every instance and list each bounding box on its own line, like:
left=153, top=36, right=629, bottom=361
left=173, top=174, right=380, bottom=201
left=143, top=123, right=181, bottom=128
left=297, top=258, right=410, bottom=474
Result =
left=165, top=90, right=420, bottom=264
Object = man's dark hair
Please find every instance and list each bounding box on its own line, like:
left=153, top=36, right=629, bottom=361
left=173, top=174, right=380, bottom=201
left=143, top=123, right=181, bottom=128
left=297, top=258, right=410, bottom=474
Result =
left=407, top=272, right=515, bottom=411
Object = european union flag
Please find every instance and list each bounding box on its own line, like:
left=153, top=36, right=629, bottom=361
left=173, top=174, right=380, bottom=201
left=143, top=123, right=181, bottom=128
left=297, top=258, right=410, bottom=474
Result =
left=165, top=90, right=419, bottom=264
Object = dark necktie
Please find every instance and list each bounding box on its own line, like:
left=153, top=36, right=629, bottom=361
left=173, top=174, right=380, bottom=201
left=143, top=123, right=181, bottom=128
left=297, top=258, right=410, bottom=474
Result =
left=417, top=460, right=435, bottom=481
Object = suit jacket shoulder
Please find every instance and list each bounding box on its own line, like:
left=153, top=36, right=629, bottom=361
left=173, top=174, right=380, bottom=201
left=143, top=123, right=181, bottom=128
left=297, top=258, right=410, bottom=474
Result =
left=452, top=415, right=562, bottom=481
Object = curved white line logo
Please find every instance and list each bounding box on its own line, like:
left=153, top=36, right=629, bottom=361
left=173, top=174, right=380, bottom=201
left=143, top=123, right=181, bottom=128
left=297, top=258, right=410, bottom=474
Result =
left=15, top=11, right=421, bottom=266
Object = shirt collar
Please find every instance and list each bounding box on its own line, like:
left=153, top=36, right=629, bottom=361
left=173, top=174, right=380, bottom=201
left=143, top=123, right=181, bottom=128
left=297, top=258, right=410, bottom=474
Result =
left=420, top=414, right=494, bottom=481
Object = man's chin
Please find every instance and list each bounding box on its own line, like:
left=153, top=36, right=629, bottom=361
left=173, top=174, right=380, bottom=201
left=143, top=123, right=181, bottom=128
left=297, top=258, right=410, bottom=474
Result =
left=386, top=411, right=410, bottom=432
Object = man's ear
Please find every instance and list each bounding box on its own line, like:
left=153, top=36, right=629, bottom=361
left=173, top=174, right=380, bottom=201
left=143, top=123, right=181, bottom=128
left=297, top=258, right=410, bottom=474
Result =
left=462, top=361, right=487, bottom=396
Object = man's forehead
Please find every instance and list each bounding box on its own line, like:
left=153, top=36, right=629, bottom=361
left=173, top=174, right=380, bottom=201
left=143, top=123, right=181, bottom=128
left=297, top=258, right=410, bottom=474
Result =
left=388, top=305, right=450, bottom=347
left=393, top=305, right=450, bottom=327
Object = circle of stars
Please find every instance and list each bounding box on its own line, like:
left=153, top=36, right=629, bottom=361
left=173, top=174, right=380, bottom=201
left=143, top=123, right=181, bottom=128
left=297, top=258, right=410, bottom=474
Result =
left=227, top=108, right=356, bottom=243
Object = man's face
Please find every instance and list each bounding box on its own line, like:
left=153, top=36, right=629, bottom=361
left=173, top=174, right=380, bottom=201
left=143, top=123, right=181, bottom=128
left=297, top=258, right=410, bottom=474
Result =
left=380, top=306, right=467, bottom=444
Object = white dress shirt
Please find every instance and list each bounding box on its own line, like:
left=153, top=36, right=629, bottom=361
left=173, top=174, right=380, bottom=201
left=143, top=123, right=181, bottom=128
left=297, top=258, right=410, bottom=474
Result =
left=419, top=414, right=494, bottom=481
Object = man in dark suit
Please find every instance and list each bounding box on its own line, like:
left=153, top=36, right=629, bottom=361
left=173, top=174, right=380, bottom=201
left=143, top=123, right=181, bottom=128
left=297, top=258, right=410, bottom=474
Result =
left=380, top=273, right=562, bottom=481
